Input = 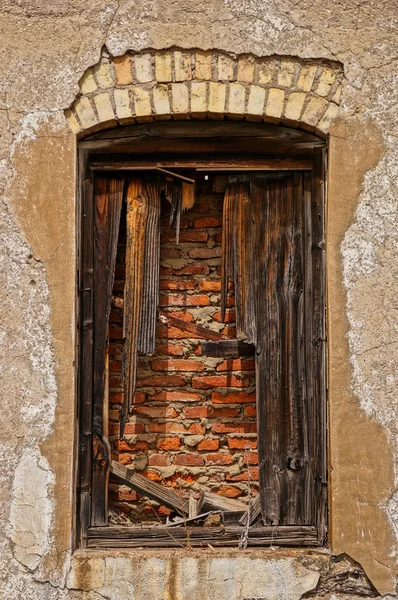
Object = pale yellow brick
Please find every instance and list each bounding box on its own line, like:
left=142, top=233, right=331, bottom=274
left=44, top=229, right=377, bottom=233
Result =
left=114, top=88, right=132, bottom=119
left=297, top=65, right=318, bottom=92
left=79, top=69, right=97, bottom=94
left=331, top=84, right=342, bottom=104
left=64, top=109, right=81, bottom=134
left=278, top=59, right=297, bottom=88
left=174, top=51, right=192, bottom=81
left=132, top=87, right=152, bottom=118
left=228, top=83, right=245, bottom=114
left=153, top=84, right=170, bottom=115
left=247, top=85, right=266, bottom=115
left=114, top=55, right=133, bottom=85
left=237, top=55, right=255, bottom=83
left=315, top=67, right=337, bottom=97
left=135, top=54, right=153, bottom=83
left=302, top=96, right=328, bottom=126
left=93, top=62, right=114, bottom=89
left=74, top=96, right=97, bottom=128
left=172, top=83, right=189, bottom=114
left=208, top=82, right=226, bottom=114
left=94, top=93, right=115, bottom=122
left=191, top=82, right=207, bottom=115
left=257, top=59, right=274, bottom=84
left=265, top=88, right=285, bottom=118
left=218, top=54, right=234, bottom=81
left=284, top=92, right=306, bottom=121
left=155, top=52, right=172, bottom=82
left=195, top=51, right=212, bottom=80
left=317, top=103, right=339, bottom=133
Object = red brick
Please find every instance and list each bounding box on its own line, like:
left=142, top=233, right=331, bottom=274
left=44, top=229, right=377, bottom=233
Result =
left=183, top=406, right=209, bottom=418
left=188, top=423, right=205, bottom=434
left=109, top=392, right=124, bottom=404
left=159, top=294, right=210, bottom=307
left=197, top=439, right=219, bottom=451
left=244, top=452, right=259, bottom=465
left=149, top=454, right=171, bottom=466
left=194, top=216, right=222, bottom=228
left=159, top=280, right=196, bottom=291
left=158, top=506, right=172, bottom=516
left=108, top=326, right=123, bottom=339
left=135, top=406, right=178, bottom=418
left=189, top=247, right=222, bottom=259
left=205, top=453, right=233, bottom=465
left=109, top=311, right=122, bottom=323
left=141, top=470, right=163, bottom=482
left=198, top=280, right=221, bottom=292
left=137, top=375, right=185, bottom=386
left=208, top=407, right=240, bottom=418
left=214, top=310, right=236, bottom=323
left=155, top=343, right=185, bottom=356
left=160, top=248, right=180, bottom=259
left=149, top=422, right=186, bottom=433
left=217, top=486, right=241, bottom=498
left=160, top=265, right=210, bottom=276
left=166, top=311, right=195, bottom=322
left=118, top=453, right=133, bottom=465
left=211, top=391, right=255, bottom=403
left=109, top=422, right=145, bottom=435
left=193, top=198, right=210, bottom=212
left=227, top=438, right=257, bottom=450
left=227, top=468, right=259, bottom=481
left=156, top=324, right=201, bottom=340
left=133, top=392, right=146, bottom=404
left=150, top=390, right=204, bottom=402
left=157, top=437, right=181, bottom=450
left=212, top=422, right=257, bottom=434
left=117, top=489, right=137, bottom=501
left=116, top=440, right=149, bottom=452
left=216, top=358, right=255, bottom=372
left=221, top=325, right=237, bottom=338
left=174, top=453, right=204, bottom=466
left=161, top=230, right=208, bottom=243
left=193, top=376, right=249, bottom=389
left=243, top=406, right=257, bottom=417
left=151, top=359, right=204, bottom=372
left=109, top=360, right=122, bottom=372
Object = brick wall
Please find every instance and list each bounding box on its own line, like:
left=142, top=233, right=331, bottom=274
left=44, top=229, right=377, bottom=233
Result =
left=108, top=175, right=258, bottom=522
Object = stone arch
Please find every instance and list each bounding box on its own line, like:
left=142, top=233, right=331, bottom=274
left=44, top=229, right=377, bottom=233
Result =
left=65, top=48, right=343, bottom=137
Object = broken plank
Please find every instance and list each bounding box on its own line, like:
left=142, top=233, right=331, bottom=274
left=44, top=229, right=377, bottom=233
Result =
left=110, top=461, right=188, bottom=515
left=239, top=494, right=262, bottom=527
left=201, top=491, right=247, bottom=513
left=158, top=310, right=225, bottom=341
left=201, top=339, right=255, bottom=358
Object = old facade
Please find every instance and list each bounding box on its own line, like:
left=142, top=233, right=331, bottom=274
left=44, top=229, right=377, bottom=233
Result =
left=1, top=1, right=398, bottom=599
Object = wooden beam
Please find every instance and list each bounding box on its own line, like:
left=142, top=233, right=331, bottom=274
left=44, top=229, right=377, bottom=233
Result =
left=158, top=310, right=225, bottom=341
left=201, top=339, right=255, bottom=358
left=90, top=157, right=313, bottom=171
left=110, top=461, right=189, bottom=515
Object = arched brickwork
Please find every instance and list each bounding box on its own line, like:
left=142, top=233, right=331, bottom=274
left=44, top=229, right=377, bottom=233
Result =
left=65, top=49, right=343, bottom=137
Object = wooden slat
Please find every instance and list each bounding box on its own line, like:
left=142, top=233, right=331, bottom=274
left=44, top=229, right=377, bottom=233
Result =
left=90, top=157, right=313, bottom=171
left=201, top=491, right=247, bottom=513
left=111, top=461, right=188, bottom=515
left=158, top=310, right=225, bottom=341
left=201, top=339, right=255, bottom=358
left=87, top=524, right=319, bottom=548
left=239, top=494, right=262, bottom=527
left=92, top=176, right=124, bottom=525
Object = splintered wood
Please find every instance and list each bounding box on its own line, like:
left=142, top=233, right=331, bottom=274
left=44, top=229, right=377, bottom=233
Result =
left=220, top=168, right=326, bottom=530
left=121, top=179, right=161, bottom=438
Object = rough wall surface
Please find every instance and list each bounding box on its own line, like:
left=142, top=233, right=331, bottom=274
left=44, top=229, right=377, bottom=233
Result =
left=0, top=1, right=397, bottom=599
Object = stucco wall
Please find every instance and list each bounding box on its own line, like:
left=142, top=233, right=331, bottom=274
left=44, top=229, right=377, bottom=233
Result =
left=0, top=1, right=398, bottom=598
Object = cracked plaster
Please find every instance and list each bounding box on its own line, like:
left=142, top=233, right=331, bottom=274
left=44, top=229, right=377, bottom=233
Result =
left=0, top=0, right=398, bottom=598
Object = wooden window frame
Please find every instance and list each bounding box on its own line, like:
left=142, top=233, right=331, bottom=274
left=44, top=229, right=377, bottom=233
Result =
left=76, top=122, right=327, bottom=550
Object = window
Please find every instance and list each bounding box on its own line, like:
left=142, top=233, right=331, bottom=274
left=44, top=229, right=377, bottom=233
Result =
left=77, top=121, right=326, bottom=549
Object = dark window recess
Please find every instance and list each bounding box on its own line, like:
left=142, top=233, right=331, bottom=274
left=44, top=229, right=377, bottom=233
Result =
left=77, top=122, right=327, bottom=549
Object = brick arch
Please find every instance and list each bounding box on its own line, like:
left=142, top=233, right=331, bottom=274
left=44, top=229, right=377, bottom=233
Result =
left=65, top=49, right=343, bottom=137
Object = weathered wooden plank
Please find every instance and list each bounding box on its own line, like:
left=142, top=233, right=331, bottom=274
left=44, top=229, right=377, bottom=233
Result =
left=90, top=157, right=313, bottom=171
left=201, top=339, right=255, bottom=358
left=239, top=494, right=262, bottom=527
left=92, top=176, right=124, bottom=526
left=158, top=310, right=225, bottom=341
left=87, top=524, right=319, bottom=548
left=110, top=461, right=189, bottom=515
left=201, top=491, right=247, bottom=513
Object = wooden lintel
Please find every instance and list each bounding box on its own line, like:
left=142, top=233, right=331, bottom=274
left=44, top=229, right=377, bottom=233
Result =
left=159, top=310, right=225, bottom=342
left=90, top=157, right=313, bottom=171
left=201, top=339, right=255, bottom=358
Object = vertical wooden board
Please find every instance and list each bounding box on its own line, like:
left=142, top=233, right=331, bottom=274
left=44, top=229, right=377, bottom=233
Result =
left=92, top=176, right=124, bottom=526
left=77, top=149, right=94, bottom=546
left=255, top=172, right=311, bottom=526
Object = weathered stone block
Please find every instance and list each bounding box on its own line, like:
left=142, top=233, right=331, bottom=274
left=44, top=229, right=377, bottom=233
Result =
left=297, top=65, right=318, bottom=91
left=114, top=55, right=133, bottom=85
left=265, top=88, right=285, bottom=118
left=302, top=96, right=328, bottom=125
left=278, top=59, right=297, bottom=87
left=79, top=69, right=97, bottom=94
left=74, top=96, right=97, bottom=128
left=284, top=91, right=306, bottom=121
left=134, top=53, right=153, bottom=83
left=114, top=88, right=132, bottom=119
left=132, top=86, right=152, bottom=118
left=64, top=109, right=81, bottom=134
left=237, top=55, right=255, bottom=83
left=93, top=61, right=114, bottom=89
left=155, top=52, right=172, bottom=82
left=257, top=58, right=275, bottom=84
left=174, top=51, right=192, bottom=81
left=316, top=67, right=337, bottom=96
left=208, top=82, right=226, bottom=114
left=172, top=83, right=189, bottom=114
left=218, top=54, right=235, bottom=81
left=94, top=92, right=115, bottom=122
left=228, top=83, right=245, bottom=114
left=247, top=85, right=266, bottom=115
left=317, top=103, right=339, bottom=132
left=191, top=81, right=207, bottom=115
left=195, top=51, right=212, bottom=80
left=153, top=84, right=171, bottom=115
